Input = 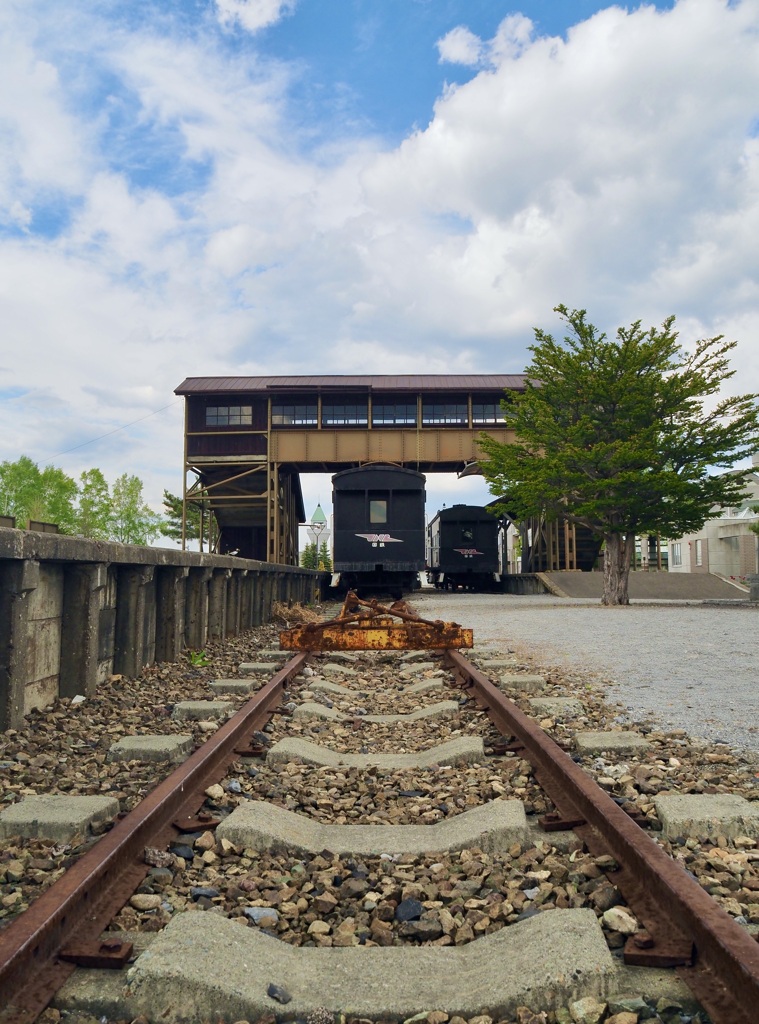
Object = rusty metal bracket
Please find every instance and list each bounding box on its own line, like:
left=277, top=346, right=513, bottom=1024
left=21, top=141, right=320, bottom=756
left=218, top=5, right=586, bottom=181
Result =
left=280, top=592, right=473, bottom=651
left=172, top=812, right=221, bottom=833
left=59, top=939, right=133, bottom=969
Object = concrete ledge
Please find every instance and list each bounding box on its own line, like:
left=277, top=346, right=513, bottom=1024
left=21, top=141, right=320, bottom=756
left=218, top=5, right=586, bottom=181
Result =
left=321, top=663, right=359, bottom=677
left=216, top=800, right=529, bottom=856
left=529, top=697, right=584, bottom=717
left=574, top=732, right=650, bottom=756
left=498, top=674, right=547, bottom=693
left=266, top=736, right=485, bottom=768
left=107, top=735, right=193, bottom=763
left=405, top=679, right=445, bottom=694
left=171, top=700, right=234, bottom=722
left=309, top=678, right=445, bottom=697
left=653, top=794, right=759, bottom=839
left=399, top=661, right=438, bottom=675
left=238, top=662, right=281, bottom=675
left=208, top=679, right=254, bottom=695
left=122, top=909, right=615, bottom=1022
left=0, top=795, right=119, bottom=842
left=292, top=700, right=460, bottom=723
left=309, top=680, right=354, bottom=695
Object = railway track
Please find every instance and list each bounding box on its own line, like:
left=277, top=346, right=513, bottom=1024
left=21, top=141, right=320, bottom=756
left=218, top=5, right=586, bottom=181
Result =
left=0, top=597, right=758, bottom=1023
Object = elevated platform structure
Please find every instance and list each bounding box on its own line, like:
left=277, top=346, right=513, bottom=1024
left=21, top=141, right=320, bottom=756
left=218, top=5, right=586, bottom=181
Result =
left=174, top=374, right=525, bottom=563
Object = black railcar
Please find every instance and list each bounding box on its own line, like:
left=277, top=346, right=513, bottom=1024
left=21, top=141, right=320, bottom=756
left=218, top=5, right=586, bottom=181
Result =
left=426, top=504, right=500, bottom=590
left=331, top=465, right=426, bottom=598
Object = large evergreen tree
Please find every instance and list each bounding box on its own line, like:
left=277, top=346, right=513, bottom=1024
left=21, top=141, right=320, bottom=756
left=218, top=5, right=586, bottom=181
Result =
left=162, top=490, right=204, bottom=546
left=479, top=306, right=759, bottom=605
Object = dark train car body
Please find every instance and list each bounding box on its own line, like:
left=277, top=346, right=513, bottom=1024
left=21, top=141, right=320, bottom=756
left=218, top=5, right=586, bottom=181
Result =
left=332, top=465, right=426, bottom=598
left=426, top=504, right=500, bottom=591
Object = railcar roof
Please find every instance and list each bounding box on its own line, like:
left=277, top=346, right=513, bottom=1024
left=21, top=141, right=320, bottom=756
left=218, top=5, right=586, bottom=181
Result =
left=175, top=374, right=526, bottom=395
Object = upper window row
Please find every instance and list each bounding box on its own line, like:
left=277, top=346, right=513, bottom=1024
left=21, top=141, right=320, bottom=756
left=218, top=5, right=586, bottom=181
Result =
left=206, top=405, right=253, bottom=425
left=205, top=401, right=506, bottom=427
left=267, top=401, right=505, bottom=427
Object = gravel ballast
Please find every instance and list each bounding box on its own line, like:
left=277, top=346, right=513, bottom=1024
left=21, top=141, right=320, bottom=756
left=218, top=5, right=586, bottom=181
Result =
left=413, top=592, right=759, bottom=757
left=2, top=597, right=758, bottom=1024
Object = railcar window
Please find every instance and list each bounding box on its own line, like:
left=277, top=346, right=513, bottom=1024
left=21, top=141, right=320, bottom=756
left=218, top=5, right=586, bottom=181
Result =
left=422, top=402, right=468, bottom=425
left=462, top=527, right=474, bottom=542
left=271, top=403, right=318, bottom=425
left=372, top=403, right=418, bottom=426
left=206, top=406, right=253, bottom=426
left=472, top=402, right=505, bottom=424
left=369, top=497, right=388, bottom=523
left=322, top=402, right=369, bottom=426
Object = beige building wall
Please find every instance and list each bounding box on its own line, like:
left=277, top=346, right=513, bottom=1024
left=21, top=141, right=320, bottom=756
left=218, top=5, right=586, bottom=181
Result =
left=668, top=467, right=759, bottom=577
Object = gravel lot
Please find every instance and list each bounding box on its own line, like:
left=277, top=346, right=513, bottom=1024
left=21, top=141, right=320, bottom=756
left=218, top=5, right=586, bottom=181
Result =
left=413, top=591, right=759, bottom=759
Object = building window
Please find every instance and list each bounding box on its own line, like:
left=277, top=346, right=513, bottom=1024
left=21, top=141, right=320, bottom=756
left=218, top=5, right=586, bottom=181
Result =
left=372, top=402, right=418, bottom=426
left=206, top=405, right=252, bottom=426
left=369, top=496, right=387, bottom=523
left=671, top=542, right=681, bottom=567
left=695, top=539, right=702, bottom=566
left=322, top=402, right=368, bottom=426
left=422, top=401, right=468, bottom=426
left=271, top=402, right=318, bottom=426
left=472, top=402, right=505, bottom=425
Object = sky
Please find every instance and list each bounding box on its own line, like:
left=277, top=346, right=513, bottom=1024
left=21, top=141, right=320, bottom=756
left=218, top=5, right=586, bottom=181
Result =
left=1, top=0, right=758, bottom=546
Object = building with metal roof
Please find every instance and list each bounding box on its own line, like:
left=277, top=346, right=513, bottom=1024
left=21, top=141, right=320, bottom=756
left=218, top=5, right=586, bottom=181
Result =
left=174, top=374, right=525, bottom=563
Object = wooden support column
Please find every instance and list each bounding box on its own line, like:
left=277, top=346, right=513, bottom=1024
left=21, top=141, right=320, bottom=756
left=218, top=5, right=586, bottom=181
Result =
left=185, top=567, right=213, bottom=650
left=0, top=560, right=39, bottom=730
left=208, top=569, right=231, bottom=640
left=155, top=566, right=189, bottom=663
left=61, top=563, right=108, bottom=698
left=114, top=566, right=156, bottom=678
left=229, top=569, right=245, bottom=634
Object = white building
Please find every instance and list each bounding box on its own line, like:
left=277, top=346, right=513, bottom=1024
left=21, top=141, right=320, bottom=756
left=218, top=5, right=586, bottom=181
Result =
left=668, top=457, right=759, bottom=578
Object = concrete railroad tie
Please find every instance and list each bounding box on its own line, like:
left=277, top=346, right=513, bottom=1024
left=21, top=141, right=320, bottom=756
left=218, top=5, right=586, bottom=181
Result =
left=0, top=795, right=119, bottom=843
left=265, top=735, right=484, bottom=768
left=215, top=799, right=531, bottom=857
left=309, top=678, right=445, bottom=696
left=112, top=909, right=615, bottom=1023
left=292, top=700, right=459, bottom=723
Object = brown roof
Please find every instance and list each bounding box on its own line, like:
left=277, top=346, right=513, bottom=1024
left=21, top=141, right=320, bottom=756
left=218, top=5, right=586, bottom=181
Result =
left=174, top=374, right=526, bottom=395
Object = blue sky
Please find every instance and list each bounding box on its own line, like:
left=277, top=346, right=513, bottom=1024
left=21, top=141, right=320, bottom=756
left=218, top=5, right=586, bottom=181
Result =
left=0, top=0, right=757, bottom=537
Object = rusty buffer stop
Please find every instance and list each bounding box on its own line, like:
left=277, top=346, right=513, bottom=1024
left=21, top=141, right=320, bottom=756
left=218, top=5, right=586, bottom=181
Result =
left=280, top=592, right=473, bottom=652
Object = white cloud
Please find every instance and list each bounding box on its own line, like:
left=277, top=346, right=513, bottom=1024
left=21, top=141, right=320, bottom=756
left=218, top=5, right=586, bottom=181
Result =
left=214, top=0, right=296, bottom=34
left=1, top=0, right=758, bottom=517
left=436, top=26, right=484, bottom=68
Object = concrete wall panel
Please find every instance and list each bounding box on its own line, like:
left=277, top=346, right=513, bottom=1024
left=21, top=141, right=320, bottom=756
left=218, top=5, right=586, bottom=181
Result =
left=0, top=527, right=326, bottom=729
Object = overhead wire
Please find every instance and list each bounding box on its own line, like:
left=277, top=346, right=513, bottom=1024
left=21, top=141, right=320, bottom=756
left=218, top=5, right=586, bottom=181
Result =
left=45, top=399, right=183, bottom=459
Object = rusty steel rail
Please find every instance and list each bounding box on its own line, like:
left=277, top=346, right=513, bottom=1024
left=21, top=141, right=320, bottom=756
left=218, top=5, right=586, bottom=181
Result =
left=0, top=653, right=309, bottom=1024
left=446, top=650, right=759, bottom=1024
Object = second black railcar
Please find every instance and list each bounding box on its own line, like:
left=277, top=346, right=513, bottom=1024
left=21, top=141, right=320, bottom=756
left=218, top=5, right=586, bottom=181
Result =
left=426, top=504, right=500, bottom=590
left=331, top=465, right=426, bottom=598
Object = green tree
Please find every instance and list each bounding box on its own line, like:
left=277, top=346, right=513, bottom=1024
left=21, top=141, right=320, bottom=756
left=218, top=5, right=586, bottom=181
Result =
left=300, top=540, right=318, bottom=569
left=479, top=306, right=759, bottom=606
left=76, top=468, right=112, bottom=538
left=318, top=540, right=332, bottom=571
left=0, top=456, right=43, bottom=524
left=0, top=456, right=78, bottom=531
left=162, top=490, right=205, bottom=546
left=111, top=473, right=164, bottom=545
